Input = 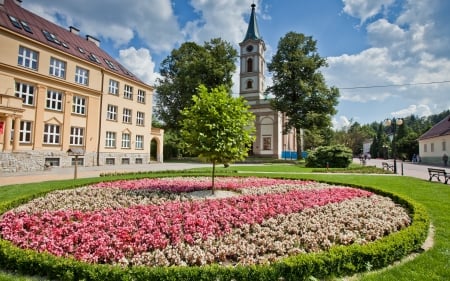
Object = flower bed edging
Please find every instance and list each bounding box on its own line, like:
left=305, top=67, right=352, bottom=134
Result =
left=0, top=177, right=429, bottom=281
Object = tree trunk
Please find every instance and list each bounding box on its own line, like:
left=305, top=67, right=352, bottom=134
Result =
left=211, top=161, right=216, bottom=195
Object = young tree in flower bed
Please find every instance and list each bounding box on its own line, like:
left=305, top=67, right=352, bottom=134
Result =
left=0, top=177, right=411, bottom=266
left=179, top=85, right=256, bottom=194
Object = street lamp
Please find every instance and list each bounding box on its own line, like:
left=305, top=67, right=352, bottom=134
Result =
left=384, top=118, right=403, bottom=174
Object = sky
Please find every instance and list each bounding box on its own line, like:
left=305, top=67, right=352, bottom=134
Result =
left=23, top=0, right=450, bottom=129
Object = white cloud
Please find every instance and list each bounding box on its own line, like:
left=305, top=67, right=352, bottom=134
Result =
left=118, top=47, right=161, bottom=85
left=342, top=0, right=395, bottom=25
left=390, top=104, right=432, bottom=118
left=332, top=116, right=351, bottom=130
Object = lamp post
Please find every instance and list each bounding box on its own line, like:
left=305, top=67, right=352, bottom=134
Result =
left=384, top=118, right=403, bottom=174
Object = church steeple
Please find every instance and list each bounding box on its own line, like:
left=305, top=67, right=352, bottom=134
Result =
left=243, top=4, right=261, bottom=41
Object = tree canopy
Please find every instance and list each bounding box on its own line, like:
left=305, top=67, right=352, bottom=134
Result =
left=180, top=85, right=255, bottom=193
left=266, top=32, right=340, bottom=154
left=155, top=38, right=238, bottom=132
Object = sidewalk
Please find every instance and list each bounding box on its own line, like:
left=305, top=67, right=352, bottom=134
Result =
left=2, top=159, right=448, bottom=187
left=0, top=162, right=211, bottom=186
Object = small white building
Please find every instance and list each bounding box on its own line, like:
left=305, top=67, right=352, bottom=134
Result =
left=418, top=114, right=450, bottom=165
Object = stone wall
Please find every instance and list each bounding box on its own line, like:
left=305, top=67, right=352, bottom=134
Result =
left=0, top=151, right=150, bottom=174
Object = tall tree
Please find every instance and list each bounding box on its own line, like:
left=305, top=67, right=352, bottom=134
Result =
left=155, top=38, right=238, bottom=132
left=266, top=32, right=340, bottom=156
left=180, top=85, right=255, bottom=194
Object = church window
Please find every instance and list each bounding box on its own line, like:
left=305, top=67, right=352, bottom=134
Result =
left=247, top=58, right=253, bottom=72
left=246, top=80, right=253, bottom=89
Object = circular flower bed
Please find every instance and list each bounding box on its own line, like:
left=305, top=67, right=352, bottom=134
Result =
left=0, top=177, right=411, bottom=267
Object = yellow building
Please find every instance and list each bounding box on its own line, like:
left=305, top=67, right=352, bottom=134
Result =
left=0, top=0, right=163, bottom=173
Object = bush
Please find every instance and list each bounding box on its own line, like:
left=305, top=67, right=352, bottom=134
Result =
left=305, top=145, right=353, bottom=168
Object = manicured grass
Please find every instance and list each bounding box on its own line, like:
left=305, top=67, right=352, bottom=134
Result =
left=0, top=164, right=448, bottom=280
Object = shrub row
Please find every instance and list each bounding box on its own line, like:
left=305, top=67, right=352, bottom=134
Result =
left=0, top=178, right=429, bottom=281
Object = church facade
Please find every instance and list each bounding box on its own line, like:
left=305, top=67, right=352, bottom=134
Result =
left=239, top=4, right=297, bottom=159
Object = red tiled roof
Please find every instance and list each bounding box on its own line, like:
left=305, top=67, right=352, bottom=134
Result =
left=418, top=114, right=450, bottom=140
left=0, top=0, right=145, bottom=85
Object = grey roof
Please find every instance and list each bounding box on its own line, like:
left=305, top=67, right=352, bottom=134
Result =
left=243, top=4, right=262, bottom=41
left=419, top=114, right=450, bottom=140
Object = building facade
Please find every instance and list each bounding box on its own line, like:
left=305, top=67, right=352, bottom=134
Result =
left=0, top=0, right=163, bottom=173
left=239, top=4, right=297, bottom=159
left=418, top=114, right=450, bottom=165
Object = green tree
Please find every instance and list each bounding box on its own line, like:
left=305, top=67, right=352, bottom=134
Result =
left=155, top=38, right=238, bottom=133
left=180, top=85, right=255, bottom=194
left=266, top=32, right=340, bottom=157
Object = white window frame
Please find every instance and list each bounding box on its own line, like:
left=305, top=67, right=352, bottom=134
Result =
left=15, top=82, right=35, bottom=106
left=135, top=135, right=144, bottom=149
left=72, top=96, right=86, bottom=115
left=122, top=133, right=131, bottom=148
left=43, top=124, right=60, bottom=144
left=107, top=105, right=118, bottom=121
left=105, top=131, right=116, bottom=148
left=137, top=89, right=145, bottom=103
left=46, top=90, right=63, bottom=111
left=124, top=84, right=133, bottom=100
left=20, top=120, right=32, bottom=143
left=18, top=46, right=38, bottom=70
left=49, top=57, right=66, bottom=78
left=70, top=127, right=84, bottom=146
left=136, top=111, right=145, bottom=126
left=123, top=108, right=132, bottom=123
left=109, top=79, right=119, bottom=95
left=75, top=66, right=89, bottom=85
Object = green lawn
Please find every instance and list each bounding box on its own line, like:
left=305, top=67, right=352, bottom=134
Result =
left=0, top=165, right=449, bottom=280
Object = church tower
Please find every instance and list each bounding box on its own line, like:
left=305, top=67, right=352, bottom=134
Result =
left=240, top=4, right=290, bottom=158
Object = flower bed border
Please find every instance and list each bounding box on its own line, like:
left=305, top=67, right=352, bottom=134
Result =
left=0, top=176, right=429, bottom=281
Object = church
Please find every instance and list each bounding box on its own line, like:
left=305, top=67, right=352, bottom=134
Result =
left=239, top=4, right=297, bottom=159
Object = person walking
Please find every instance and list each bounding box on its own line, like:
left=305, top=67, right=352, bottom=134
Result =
left=443, top=153, right=448, bottom=166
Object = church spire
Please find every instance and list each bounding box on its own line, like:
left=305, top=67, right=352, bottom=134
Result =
left=243, top=3, right=261, bottom=41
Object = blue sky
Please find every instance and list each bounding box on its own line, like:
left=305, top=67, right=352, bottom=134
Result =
left=24, top=0, right=450, bottom=129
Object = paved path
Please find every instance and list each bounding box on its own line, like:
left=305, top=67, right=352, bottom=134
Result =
left=1, top=159, right=448, bottom=187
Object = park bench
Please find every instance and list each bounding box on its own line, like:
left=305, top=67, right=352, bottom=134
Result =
left=382, top=162, right=394, bottom=171
left=427, top=168, right=449, bottom=184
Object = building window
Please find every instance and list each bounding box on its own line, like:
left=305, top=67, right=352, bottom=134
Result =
left=71, top=157, right=84, bottom=166
left=263, top=136, right=272, bottom=150
left=136, top=135, right=144, bottom=149
left=122, top=133, right=131, bottom=148
left=20, top=121, right=32, bottom=143
left=121, top=158, right=130, bottom=164
left=15, top=82, right=34, bottom=106
left=46, top=90, right=63, bottom=111
left=137, top=89, right=145, bottom=103
left=135, top=158, right=143, bottom=164
left=246, top=80, right=253, bottom=89
left=18, top=46, right=38, bottom=70
left=45, top=158, right=60, bottom=167
left=105, top=131, right=116, bottom=148
left=443, top=141, right=447, bottom=151
left=136, top=111, right=145, bottom=126
left=124, top=84, right=133, bottom=100
left=43, top=124, right=60, bottom=144
left=431, top=143, right=434, bottom=153
left=49, top=57, right=66, bottom=78
left=105, top=158, right=115, bottom=165
left=106, top=105, right=118, bottom=121
left=75, top=66, right=89, bottom=85
left=72, top=96, right=86, bottom=115
left=424, top=144, right=427, bottom=153
left=70, top=127, right=84, bottom=145
left=109, top=79, right=119, bottom=95
left=123, top=108, right=132, bottom=123
left=247, top=58, right=253, bottom=72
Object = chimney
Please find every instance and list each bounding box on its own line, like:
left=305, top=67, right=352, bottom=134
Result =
left=69, top=26, right=80, bottom=35
left=86, top=35, right=100, bottom=47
